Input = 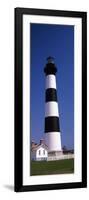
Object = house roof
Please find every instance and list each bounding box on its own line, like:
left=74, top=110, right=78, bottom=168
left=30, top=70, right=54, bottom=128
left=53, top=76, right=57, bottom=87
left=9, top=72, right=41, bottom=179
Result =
left=31, top=143, right=48, bottom=152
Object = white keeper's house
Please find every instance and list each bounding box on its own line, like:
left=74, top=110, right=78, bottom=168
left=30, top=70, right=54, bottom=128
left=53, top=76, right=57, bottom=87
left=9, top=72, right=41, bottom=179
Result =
left=31, top=139, right=48, bottom=161
left=31, top=139, right=74, bottom=161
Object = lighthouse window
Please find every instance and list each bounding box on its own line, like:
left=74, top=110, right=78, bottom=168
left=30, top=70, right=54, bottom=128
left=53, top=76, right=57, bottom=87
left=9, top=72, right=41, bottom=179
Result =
left=43, top=150, right=45, bottom=155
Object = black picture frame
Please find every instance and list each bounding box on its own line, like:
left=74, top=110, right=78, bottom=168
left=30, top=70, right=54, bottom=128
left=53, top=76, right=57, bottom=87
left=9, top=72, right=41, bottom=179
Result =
left=15, top=7, right=87, bottom=192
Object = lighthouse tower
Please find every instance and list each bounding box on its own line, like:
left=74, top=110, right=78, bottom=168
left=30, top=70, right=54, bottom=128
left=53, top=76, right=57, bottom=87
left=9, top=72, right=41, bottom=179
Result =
left=44, top=57, right=62, bottom=160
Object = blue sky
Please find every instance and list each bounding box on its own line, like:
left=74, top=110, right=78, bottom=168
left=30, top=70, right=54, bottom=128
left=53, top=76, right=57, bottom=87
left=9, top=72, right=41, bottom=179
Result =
left=30, top=23, right=74, bottom=149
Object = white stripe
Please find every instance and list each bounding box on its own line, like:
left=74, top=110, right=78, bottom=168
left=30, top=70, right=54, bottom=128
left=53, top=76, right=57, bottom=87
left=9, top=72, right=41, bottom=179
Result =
left=46, top=74, right=56, bottom=89
left=45, top=132, right=62, bottom=152
left=45, top=102, right=59, bottom=117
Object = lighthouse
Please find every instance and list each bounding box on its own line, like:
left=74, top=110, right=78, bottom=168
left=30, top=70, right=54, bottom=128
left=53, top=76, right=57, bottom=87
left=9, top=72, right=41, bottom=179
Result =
left=44, top=57, right=62, bottom=160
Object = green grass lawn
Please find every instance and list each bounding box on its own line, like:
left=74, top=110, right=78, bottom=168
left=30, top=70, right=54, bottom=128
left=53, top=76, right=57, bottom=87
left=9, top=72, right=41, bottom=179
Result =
left=31, top=158, right=74, bottom=176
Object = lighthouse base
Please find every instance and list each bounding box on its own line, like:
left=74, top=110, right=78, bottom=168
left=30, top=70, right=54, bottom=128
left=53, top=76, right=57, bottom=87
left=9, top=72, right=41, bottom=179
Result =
left=47, top=151, right=63, bottom=161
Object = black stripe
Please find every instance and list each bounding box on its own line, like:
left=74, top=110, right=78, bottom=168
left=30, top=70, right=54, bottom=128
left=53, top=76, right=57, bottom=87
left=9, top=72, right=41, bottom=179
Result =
left=45, top=88, right=57, bottom=102
left=44, top=63, right=57, bottom=75
left=45, top=116, right=60, bottom=132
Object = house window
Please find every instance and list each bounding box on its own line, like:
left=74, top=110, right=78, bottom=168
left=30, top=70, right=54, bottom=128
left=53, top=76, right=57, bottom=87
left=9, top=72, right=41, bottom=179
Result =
left=43, top=150, right=45, bottom=155
left=39, top=150, right=40, bottom=155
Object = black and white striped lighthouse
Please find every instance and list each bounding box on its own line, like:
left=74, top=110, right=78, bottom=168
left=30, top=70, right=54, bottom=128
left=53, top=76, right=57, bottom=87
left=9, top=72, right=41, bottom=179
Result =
left=44, top=57, right=62, bottom=157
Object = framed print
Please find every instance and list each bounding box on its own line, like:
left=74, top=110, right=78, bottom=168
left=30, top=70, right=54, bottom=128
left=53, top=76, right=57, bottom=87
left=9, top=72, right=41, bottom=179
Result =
left=15, top=8, right=87, bottom=192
